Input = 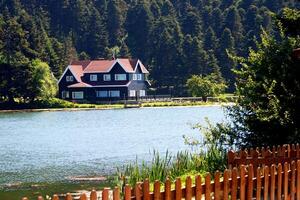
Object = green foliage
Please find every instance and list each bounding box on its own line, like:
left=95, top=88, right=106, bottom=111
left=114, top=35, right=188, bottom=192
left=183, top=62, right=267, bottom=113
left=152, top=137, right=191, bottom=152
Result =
left=0, top=0, right=299, bottom=99
left=223, top=9, right=300, bottom=147
left=186, top=73, right=227, bottom=99
left=117, top=150, right=204, bottom=187
left=29, top=59, right=57, bottom=100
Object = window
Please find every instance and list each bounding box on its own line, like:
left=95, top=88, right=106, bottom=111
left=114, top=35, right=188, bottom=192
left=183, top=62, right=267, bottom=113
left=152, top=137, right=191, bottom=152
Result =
left=96, top=91, right=108, bottom=98
left=140, top=90, right=146, bottom=97
left=110, top=91, right=120, bottom=97
left=62, top=91, right=69, bottom=99
left=137, top=74, right=143, bottom=80
left=66, top=76, right=74, bottom=82
left=132, top=74, right=138, bottom=80
left=72, top=91, right=84, bottom=99
left=90, top=75, right=98, bottom=81
left=103, top=74, right=111, bottom=81
left=129, top=90, right=136, bottom=97
left=115, top=74, right=127, bottom=81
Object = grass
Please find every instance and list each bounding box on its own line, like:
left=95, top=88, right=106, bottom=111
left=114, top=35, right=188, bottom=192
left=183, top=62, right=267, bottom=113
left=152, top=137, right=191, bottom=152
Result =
left=116, top=148, right=226, bottom=190
left=0, top=98, right=124, bottom=111
left=0, top=179, right=115, bottom=200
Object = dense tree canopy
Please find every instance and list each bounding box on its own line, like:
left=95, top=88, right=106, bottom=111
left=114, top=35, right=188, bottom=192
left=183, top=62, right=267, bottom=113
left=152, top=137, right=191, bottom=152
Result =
left=0, top=0, right=299, bottom=99
left=222, top=8, right=300, bottom=147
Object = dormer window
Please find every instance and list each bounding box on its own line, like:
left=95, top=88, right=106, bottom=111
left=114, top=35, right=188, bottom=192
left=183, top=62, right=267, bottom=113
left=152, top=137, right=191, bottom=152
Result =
left=104, top=74, right=111, bottom=81
left=133, top=74, right=138, bottom=80
left=137, top=74, right=142, bottom=80
left=115, top=74, right=127, bottom=81
left=66, top=76, right=74, bottom=82
left=90, top=75, right=98, bottom=81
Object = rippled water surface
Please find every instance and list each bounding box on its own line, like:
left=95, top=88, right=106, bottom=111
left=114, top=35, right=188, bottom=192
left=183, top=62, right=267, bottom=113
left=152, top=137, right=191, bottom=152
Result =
left=0, top=106, right=226, bottom=185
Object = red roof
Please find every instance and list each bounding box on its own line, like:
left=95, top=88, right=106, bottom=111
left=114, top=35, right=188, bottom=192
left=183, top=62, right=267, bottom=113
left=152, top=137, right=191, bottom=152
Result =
left=69, top=65, right=84, bottom=82
left=68, top=82, right=92, bottom=88
left=60, top=58, right=149, bottom=88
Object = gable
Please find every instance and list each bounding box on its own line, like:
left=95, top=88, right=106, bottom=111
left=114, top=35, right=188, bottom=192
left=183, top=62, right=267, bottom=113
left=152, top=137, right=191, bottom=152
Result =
left=58, top=65, right=83, bottom=84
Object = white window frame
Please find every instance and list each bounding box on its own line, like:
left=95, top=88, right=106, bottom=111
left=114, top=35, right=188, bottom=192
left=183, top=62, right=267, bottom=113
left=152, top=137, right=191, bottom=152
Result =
left=103, top=74, right=111, bottom=81
left=72, top=91, right=84, bottom=99
left=96, top=91, right=108, bottom=98
left=140, top=90, right=146, bottom=97
left=137, top=74, right=142, bottom=81
left=90, top=74, right=98, bottom=81
left=133, top=74, right=138, bottom=80
left=62, top=91, right=69, bottom=99
left=115, top=74, right=127, bottom=81
left=129, top=90, right=136, bottom=97
left=66, top=76, right=74, bottom=82
left=109, top=90, right=120, bottom=97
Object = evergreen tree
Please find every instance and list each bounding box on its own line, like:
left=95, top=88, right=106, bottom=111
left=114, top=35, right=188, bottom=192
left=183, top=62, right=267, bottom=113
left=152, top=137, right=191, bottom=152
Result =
left=107, top=0, right=126, bottom=47
left=87, top=8, right=109, bottom=59
left=126, top=1, right=153, bottom=62
left=204, top=27, right=218, bottom=51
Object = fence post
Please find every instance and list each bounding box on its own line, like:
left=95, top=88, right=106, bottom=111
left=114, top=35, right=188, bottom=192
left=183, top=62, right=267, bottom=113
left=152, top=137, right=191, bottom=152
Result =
left=52, top=195, right=59, bottom=200
left=278, top=164, right=283, bottom=200
left=90, top=190, right=97, bottom=200
left=186, top=176, right=192, bottom=200
left=247, top=164, right=254, bottom=200
left=195, top=175, right=202, bottom=200
left=79, top=193, right=87, bottom=200
left=205, top=173, right=211, bottom=200
left=231, top=168, right=238, bottom=200
left=154, top=181, right=160, bottom=200
left=103, top=188, right=110, bottom=200
left=270, top=165, right=276, bottom=200
left=113, top=187, right=120, bottom=200
left=240, top=165, right=246, bottom=200
left=175, top=178, right=182, bottom=200
left=135, top=183, right=142, bottom=200
left=256, top=167, right=261, bottom=200
left=214, top=172, right=220, bottom=200
left=284, top=163, right=289, bottom=200
left=223, top=170, right=229, bottom=200
left=124, top=185, right=131, bottom=200
left=65, top=193, right=73, bottom=200
left=165, top=178, right=171, bottom=200
left=263, top=166, right=270, bottom=200
left=143, top=179, right=150, bottom=200
left=291, top=161, right=296, bottom=200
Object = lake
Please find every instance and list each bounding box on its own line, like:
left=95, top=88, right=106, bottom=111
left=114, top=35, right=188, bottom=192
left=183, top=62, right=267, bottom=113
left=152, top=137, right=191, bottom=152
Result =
left=0, top=106, right=227, bottom=186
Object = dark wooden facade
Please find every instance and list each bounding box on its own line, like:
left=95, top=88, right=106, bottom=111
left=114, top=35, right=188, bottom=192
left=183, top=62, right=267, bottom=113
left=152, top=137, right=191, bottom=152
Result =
left=58, top=60, right=149, bottom=102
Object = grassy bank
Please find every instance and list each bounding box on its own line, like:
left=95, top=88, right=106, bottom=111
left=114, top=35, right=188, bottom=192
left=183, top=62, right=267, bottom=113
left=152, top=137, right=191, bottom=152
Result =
left=0, top=98, right=124, bottom=111
left=141, top=101, right=230, bottom=107
left=0, top=98, right=235, bottom=112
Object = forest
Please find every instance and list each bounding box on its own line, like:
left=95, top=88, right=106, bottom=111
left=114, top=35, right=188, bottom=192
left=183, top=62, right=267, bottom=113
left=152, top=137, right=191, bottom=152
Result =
left=0, top=0, right=299, bottom=99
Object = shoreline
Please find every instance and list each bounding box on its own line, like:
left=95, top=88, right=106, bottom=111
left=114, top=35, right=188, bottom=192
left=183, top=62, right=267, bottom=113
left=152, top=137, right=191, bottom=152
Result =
left=0, top=102, right=235, bottom=113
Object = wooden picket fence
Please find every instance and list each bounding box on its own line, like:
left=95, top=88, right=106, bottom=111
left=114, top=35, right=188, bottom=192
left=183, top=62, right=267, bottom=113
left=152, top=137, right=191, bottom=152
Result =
left=22, top=160, right=300, bottom=200
left=228, top=144, right=300, bottom=170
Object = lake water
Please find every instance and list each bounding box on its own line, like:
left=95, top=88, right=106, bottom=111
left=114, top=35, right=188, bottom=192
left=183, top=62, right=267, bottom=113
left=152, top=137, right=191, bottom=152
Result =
left=0, top=106, right=226, bottom=185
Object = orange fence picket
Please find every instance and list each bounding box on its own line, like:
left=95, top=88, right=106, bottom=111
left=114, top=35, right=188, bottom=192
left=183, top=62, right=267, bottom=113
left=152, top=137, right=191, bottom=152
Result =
left=22, top=146, right=300, bottom=200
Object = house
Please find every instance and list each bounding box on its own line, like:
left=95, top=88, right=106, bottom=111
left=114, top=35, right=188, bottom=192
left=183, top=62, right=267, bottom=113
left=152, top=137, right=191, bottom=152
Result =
left=58, top=58, right=150, bottom=102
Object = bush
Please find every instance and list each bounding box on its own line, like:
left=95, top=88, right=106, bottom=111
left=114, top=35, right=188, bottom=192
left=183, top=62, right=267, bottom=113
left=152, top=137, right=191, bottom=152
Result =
left=186, top=73, right=227, bottom=100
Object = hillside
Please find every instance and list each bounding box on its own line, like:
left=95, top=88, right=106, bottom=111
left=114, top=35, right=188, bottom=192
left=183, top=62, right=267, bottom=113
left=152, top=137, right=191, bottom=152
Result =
left=0, top=0, right=299, bottom=95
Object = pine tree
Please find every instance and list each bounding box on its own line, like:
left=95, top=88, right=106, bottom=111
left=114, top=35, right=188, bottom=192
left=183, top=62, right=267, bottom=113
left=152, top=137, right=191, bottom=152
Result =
left=87, top=8, right=109, bottom=59
left=204, top=27, right=218, bottom=52
left=107, top=0, right=126, bottom=47
left=126, top=1, right=153, bottom=61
